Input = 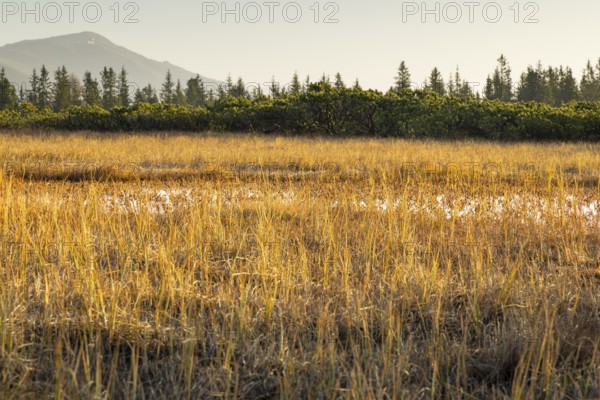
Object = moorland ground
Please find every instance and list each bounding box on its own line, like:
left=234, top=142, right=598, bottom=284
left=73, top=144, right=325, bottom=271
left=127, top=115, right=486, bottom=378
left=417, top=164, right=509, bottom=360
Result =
left=0, top=132, right=599, bottom=399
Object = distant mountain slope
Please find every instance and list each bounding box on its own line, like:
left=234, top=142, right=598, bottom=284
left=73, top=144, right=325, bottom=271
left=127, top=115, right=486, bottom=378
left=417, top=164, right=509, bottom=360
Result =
left=0, top=32, right=220, bottom=92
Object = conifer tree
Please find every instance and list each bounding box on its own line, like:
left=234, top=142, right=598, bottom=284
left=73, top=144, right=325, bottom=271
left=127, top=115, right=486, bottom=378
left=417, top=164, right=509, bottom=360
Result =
left=290, top=72, right=302, bottom=95
left=269, top=77, right=280, bottom=98
left=69, top=73, right=83, bottom=106
left=117, top=67, right=130, bottom=107
left=28, top=69, right=39, bottom=106
left=544, top=66, right=559, bottom=106
left=517, top=64, right=545, bottom=102
left=134, top=84, right=159, bottom=104
left=52, top=66, right=71, bottom=111
left=334, top=72, right=345, bottom=89
left=483, top=76, right=494, bottom=100
left=426, top=67, right=445, bottom=95
left=233, top=77, right=247, bottom=98
left=185, top=75, right=207, bottom=107
left=251, top=84, right=265, bottom=100
left=0, top=68, right=18, bottom=110
left=225, top=74, right=235, bottom=97
left=174, top=80, right=186, bottom=105
left=450, top=67, right=474, bottom=98
left=18, top=84, right=25, bottom=104
left=82, top=71, right=101, bottom=106
left=484, top=55, right=513, bottom=101
left=393, top=61, right=412, bottom=91
left=160, top=70, right=175, bottom=103
left=557, top=66, right=578, bottom=103
left=38, top=65, right=51, bottom=109
left=207, top=88, right=216, bottom=105
left=580, top=60, right=600, bottom=101
left=101, top=67, right=118, bottom=109
left=216, top=84, right=227, bottom=102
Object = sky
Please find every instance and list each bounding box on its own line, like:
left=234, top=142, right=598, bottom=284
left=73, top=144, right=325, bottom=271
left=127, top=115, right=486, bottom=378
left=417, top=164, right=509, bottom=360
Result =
left=1, top=0, right=600, bottom=92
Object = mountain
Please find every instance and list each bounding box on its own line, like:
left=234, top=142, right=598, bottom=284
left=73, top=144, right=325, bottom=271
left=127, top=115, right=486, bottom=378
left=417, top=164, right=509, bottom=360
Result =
left=0, top=32, right=221, bottom=93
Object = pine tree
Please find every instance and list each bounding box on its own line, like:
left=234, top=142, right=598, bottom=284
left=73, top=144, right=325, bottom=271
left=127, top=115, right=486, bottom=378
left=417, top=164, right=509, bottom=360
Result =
left=28, top=69, right=39, bottom=106
left=580, top=60, right=600, bottom=101
left=497, top=54, right=513, bottom=101
left=485, top=55, right=513, bottom=101
left=290, top=72, right=302, bottom=95
left=207, top=88, right=216, bottom=105
left=82, top=71, right=101, bottom=106
left=117, top=67, right=130, bottom=107
left=446, top=73, right=456, bottom=97
left=69, top=73, right=83, bottom=106
left=394, top=61, right=412, bottom=92
left=53, top=66, right=71, bottom=111
left=160, top=70, right=175, bottom=103
left=216, top=84, right=227, bottom=102
left=18, top=84, right=25, bottom=104
left=426, top=67, right=445, bottom=95
left=0, top=68, right=18, bottom=110
left=233, top=77, right=247, bottom=98
left=251, top=84, right=265, bottom=100
left=38, top=65, right=51, bottom=109
left=458, top=81, right=474, bottom=99
left=483, top=76, right=494, bottom=100
left=185, top=75, right=207, bottom=107
left=557, top=66, right=578, bottom=103
left=451, top=67, right=474, bottom=99
left=101, top=67, right=118, bottom=109
left=517, top=65, right=545, bottom=102
left=544, top=66, right=560, bottom=106
left=225, top=74, right=235, bottom=97
left=454, top=69, right=463, bottom=97
left=269, top=77, right=280, bottom=98
left=334, top=72, right=345, bottom=90
left=174, top=80, right=186, bottom=105
left=134, top=84, right=159, bottom=104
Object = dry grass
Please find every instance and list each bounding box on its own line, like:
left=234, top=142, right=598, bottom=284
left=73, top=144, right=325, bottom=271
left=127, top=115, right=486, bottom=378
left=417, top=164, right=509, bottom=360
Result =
left=1, top=131, right=600, bottom=399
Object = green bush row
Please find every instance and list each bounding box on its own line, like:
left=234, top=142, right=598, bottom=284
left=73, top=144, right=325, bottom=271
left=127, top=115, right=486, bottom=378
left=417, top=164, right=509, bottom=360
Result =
left=2, top=87, right=600, bottom=140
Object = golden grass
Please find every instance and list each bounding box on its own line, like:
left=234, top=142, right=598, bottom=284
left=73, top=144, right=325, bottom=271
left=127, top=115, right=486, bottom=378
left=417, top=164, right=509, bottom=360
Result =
left=0, top=131, right=599, bottom=399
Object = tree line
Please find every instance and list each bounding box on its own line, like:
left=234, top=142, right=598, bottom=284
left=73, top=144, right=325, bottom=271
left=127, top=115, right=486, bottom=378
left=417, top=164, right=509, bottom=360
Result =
left=392, top=55, right=596, bottom=106
left=2, top=54, right=600, bottom=112
left=0, top=65, right=214, bottom=111
left=1, top=84, right=600, bottom=141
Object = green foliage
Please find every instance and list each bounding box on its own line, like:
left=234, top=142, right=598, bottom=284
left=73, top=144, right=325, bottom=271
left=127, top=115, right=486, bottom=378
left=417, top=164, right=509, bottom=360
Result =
left=185, top=75, right=207, bottom=107
left=82, top=71, right=102, bottom=107
left=4, top=86, right=600, bottom=140
left=52, top=66, right=71, bottom=111
left=101, top=67, right=118, bottom=109
left=0, top=68, right=18, bottom=110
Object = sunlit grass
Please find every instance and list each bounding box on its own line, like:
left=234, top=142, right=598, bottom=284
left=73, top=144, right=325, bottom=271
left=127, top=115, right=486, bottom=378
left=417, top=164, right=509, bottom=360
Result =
left=0, top=132, right=599, bottom=399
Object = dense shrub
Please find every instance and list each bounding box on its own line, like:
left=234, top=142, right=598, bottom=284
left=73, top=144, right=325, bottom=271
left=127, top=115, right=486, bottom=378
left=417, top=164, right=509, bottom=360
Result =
left=5, top=88, right=600, bottom=140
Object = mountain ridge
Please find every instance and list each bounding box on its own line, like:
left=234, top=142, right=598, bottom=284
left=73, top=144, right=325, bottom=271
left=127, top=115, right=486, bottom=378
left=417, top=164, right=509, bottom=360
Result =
left=0, top=32, right=221, bottom=92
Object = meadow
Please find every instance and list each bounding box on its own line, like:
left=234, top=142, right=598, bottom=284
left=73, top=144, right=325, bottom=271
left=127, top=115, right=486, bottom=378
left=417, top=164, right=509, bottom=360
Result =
left=0, top=132, right=599, bottom=399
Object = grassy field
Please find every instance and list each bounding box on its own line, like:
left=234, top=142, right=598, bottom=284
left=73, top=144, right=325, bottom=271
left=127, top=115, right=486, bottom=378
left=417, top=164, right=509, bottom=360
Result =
left=1, top=132, right=599, bottom=399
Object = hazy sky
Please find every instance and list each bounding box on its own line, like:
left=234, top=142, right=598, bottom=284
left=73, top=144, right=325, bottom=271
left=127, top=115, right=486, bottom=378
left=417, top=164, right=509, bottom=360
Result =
left=1, top=0, right=599, bottom=92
